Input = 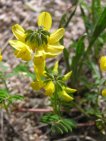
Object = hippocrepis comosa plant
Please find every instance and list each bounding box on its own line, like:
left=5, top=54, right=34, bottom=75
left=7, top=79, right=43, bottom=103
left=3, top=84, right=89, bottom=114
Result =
left=1, top=5, right=106, bottom=134
left=8, top=12, right=77, bottom=134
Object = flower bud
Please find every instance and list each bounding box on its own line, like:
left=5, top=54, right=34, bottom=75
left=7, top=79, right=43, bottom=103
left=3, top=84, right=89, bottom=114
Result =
left=62, top=71, right=72, bottom=81
left=60, top=90, right=73, bottom=102
left=65, top=87, right=77, bottom=93
left=99, top=56, right=106, bottom=71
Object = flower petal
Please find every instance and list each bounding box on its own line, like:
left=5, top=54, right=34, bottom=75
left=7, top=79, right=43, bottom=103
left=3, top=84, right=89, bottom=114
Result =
left=9, top=40, right=32, bottom=61
left=44, top=43, right=64, bottom=58
left=9, top=40, right=23, bottom=50
left=15, top=50, right=32, bottom=61
left=38, top=12, right=52, bottom=31
left=44, top=81, right=55, bottom=96
left=12, top=24, right=26, bottom=41
left=33, top=50, right=46, bottom=76
left=49, top=28, right=65, bottom=43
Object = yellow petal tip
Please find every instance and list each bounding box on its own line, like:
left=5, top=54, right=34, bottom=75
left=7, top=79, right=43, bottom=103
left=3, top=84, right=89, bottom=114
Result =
left=38, top=12, right=52, bottom=31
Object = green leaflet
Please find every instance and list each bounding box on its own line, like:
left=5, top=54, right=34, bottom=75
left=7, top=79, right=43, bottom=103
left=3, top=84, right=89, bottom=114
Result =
left=0, top=89, right=8, bottom=103
left=41, top=113, right=76, bottom=134
left=0, top=88, right=24, bottom=109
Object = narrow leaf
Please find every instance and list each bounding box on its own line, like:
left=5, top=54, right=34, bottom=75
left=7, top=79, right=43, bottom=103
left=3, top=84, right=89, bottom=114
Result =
left=88, top=7, right=106, bottom=50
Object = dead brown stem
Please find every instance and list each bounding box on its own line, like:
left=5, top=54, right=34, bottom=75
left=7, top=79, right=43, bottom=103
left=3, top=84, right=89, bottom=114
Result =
left=16, top=108, right=53, bottom=113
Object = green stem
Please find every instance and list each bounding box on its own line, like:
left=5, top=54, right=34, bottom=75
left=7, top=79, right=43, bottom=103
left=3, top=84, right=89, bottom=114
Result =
left=54, top=84, right=58, bottom=114
left=64, top=6, right=77, bottom=28
left=53, top=83, right=61, bottom=116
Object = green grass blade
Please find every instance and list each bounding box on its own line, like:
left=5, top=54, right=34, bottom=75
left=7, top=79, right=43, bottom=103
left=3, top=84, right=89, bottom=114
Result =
left=92, top=0, right=101, bottom=23
left=88, top=7, right=106, bottom=51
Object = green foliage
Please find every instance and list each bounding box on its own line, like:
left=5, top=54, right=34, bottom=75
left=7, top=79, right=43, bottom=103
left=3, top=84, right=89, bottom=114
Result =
left=58, top=1, right=106, bottom=135
left=0, top=63, right=24, bottom=111
left=0, top=89, right=24, bottom=109
left=41, top=113, right=76, bottom=134
left=0, top=62, right=35, bottom=79
left=6, top=63, right=35, bottom=79
left=71, top=35, right=86, bottom=85
left=0, top=89, right=8, bottom=103
left=41, top=113, right=59, bottom=123
left=91, top=0, right=101, bottom=24
left=88, top=7, right=106, bottom=52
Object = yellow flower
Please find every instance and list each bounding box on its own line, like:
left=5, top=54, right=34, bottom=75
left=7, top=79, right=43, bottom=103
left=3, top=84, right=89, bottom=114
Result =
left=9, top=12, right=65, bottom=76
left=99, top=56, right=106, bottom=71
left=59, top=90, right=73, bottom=102
left=33, top=12, right=64, bottom=75
left=0, top=51, right=2, bottom=61
left=102, top=89, right=106, bottom=96
left=9, top=40, right=32, bottom=61
left=44, top=81, right=55, bottom=96
left=9, top=24, right=29, bottom=61
left=59, top=85, right=76, bottom=102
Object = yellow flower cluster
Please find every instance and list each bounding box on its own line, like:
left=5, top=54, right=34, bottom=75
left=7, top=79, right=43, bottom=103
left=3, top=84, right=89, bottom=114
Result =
left=9, top=12, right=64, bottom=77
left=31, top=61, right=77, bottom=102
left=9, top=12, right=76, bottom=102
